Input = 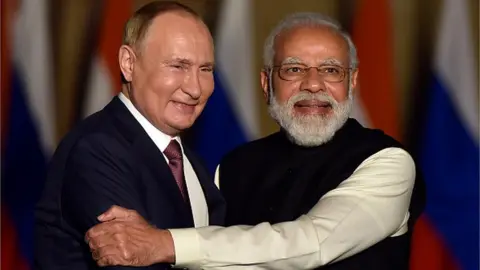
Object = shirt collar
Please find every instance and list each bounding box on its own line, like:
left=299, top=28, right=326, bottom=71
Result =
left=118, top=92, right=182, bottom=153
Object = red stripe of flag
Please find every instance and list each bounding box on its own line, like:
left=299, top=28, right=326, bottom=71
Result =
left=410, top=216, right=459, bottom=270
left=98, top=0, right=133, bottom=94
left=1, top=207, right=29, bottom=270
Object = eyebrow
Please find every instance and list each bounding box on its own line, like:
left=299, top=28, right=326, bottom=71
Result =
left=200, top=61, right=215, bottom=68
left=280, top=57, right=345, bottom=66
left=164, top=57, right=214, bottom=68
left=281, top=57, right=303, bottom=65
left=320, top=58, right=344, bottom=66
left=164, top=57, right=194, bottom=65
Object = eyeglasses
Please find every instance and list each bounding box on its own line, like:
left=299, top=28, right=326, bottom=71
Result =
left=272, top=64, right=351, bottom=83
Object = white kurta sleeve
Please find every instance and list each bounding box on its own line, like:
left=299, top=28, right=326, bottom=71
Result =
left=169, top=147, right=415, bottom=270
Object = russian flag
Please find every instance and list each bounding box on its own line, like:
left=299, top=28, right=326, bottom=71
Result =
left=1, top=0, right=55, bottom=269
left=410, top=0, right=479, bottom=269
left=188, top=0, right=259, bottom=173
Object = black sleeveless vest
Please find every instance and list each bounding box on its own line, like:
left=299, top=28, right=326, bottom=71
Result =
left=219, top=119, right=425, bottom=270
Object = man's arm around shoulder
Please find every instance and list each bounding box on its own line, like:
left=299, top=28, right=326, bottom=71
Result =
left=169, top=147, right=416, bottom=269
left=88, top=147, right=416, bottom=269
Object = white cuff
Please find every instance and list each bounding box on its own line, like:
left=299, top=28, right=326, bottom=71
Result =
left=169, top=228, right=203, bottom=268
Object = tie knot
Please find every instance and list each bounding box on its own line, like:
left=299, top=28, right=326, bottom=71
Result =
left=164, top=139, right=182, bottom=161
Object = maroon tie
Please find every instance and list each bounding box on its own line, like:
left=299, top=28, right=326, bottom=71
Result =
left=164, top=140, right=188, bottom=201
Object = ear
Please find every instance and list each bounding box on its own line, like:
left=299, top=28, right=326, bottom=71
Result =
left=119, top=45, right=136, bottom=83
left=260, top=69, right=270, bottom=103
left=349, top=68, right=359, bottom=96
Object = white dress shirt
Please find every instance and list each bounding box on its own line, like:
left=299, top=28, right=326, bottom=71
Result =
left=169, top=147, right=415, bottom=269
left=118, top=93, right=209, bottom=228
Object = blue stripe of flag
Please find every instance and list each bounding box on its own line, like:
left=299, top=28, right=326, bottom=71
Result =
left=1, top=67, right=49, bottom=267
left=419, top=75, right=479, bottom=270
left=187, top=71, right=248, bottom=174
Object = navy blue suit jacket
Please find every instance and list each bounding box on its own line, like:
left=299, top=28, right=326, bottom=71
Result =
left=34, top=97, right=225, bottom=269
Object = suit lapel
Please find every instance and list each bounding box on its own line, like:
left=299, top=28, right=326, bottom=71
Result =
left=105, top=97, right=194, bottom=227
left=132, top=137, right=194, bottom=226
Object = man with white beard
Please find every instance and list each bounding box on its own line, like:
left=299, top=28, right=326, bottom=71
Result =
left=86, top=12, right=425, bottom=270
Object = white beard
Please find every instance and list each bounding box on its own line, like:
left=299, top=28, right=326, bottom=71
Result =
left=268, top=90, right=353, bottom=147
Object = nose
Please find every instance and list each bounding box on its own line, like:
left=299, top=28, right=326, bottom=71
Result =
left=300, top=68, right=326, bottom=93
left=182, top=70, right=202, bottom=99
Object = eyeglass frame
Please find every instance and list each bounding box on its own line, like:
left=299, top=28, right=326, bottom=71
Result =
left=267, top=63, right=354, bottom=83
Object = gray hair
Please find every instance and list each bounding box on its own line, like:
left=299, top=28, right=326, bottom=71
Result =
left=263, top=12, right=359, bottom=69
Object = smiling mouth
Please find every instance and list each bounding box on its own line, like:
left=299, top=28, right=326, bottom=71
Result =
left=294, top=100, right=332, bottom=108
left=172, top=101, right=197, bottom=113
left=172, top=100, right=197, bottom=106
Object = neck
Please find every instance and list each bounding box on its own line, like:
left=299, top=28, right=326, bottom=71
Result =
left=121, top=84, right=130, bottom=99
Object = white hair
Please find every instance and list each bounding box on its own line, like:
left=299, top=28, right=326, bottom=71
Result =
left=263, top=12, right=359, bottom=69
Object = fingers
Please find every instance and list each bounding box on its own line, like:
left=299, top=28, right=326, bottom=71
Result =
left=91, top=244, right=118, bottom=261
left=88, top=205, right=142, bottom=243
left=85, top=221, right=114, bottom=243
left=98, top=205, right=132, bottom=221
left=86, top=220, right=131, bottom=247
left=87, top=230, right=123, bottom=250
left=97, top=255, right=119, bottom=267
left=97, top=255, right=129, bottom=267
left=85, top=210, right=157, bottom=267
left=91, top=241, right=136, bottom=267
left=93, top=246, right=131, bottom=267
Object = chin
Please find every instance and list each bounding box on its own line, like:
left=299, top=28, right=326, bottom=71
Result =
left=168, top=119, right=195, bottom=132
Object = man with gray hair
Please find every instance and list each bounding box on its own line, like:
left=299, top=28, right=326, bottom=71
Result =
left=86, top=12, right=425, bottom=270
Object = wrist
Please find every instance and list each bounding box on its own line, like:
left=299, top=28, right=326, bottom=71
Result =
left=152, top=228, right=175, bottom=264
